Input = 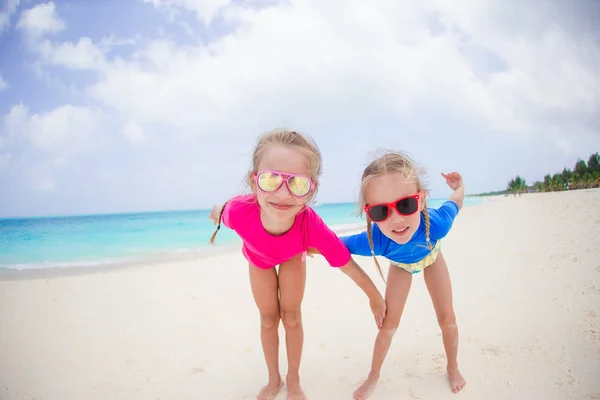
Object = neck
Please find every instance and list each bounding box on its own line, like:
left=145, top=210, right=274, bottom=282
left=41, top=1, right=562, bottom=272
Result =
left=260, top=209, right=296, bottom=236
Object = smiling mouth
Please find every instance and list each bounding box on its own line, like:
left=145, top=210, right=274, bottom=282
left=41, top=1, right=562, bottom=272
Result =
left=391, top=227, right=410, bottom=236
left=269, top=202, right=294, bottom=211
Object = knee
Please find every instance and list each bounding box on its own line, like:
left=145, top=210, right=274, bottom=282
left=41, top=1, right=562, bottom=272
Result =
left=380, top=318, right=400, bottom=338
left=437, top=313, right=457, bottom=332
left=280, top=309, right=302, bottom=330
left=260, top=312, right=280, bottom=330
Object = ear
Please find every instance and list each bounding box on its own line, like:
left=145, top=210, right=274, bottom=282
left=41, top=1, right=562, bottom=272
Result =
left=248, top=172, right=257, bottom=193
left=419, top=191, right=426, bottom=211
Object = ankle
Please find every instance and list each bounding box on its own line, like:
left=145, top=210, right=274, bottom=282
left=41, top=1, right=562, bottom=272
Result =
left=286, top=372, right=300, bottom=383
left=367, top=371, right=380, bottom=381
left=447, top=364, right=459, bottom=373
left=268, top=373, right=282, bottom=383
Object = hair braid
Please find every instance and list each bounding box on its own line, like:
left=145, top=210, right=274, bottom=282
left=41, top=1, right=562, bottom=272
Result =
left=367, top=219, right=387, bottom=284
left=422, top=204, right=432, bottom=250
left=209, top=202, right=228, bottom=244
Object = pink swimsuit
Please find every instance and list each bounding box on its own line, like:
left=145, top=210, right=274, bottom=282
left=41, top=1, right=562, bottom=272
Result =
left=221, top=194, right=351, bottom=269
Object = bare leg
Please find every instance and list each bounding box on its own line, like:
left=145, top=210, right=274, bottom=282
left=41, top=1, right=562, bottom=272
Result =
left=354, top=265, right=412, bottom=400
left=249, top=264, right=284, bottom=400
left=278, top=253, right=307, bottom=400
left=423, top=252, right=466, bottom=394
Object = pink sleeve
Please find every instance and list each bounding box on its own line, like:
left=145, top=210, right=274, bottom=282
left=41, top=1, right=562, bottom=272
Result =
left=306, top=208, right=351, bottom=268
left=221, top=200, right=234, bottom=230
left=220, top=195, right=250, bottom=231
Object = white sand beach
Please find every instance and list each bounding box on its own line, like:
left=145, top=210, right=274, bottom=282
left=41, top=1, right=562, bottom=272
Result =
left=1, top=189, right=599, bottom=400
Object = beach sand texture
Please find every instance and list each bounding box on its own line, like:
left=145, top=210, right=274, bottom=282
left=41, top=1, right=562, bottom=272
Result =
left=1, top=189, right=599, bottom=400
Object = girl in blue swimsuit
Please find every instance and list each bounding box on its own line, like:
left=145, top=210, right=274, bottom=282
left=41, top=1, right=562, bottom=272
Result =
left=341, top=150, right=467, bottom=399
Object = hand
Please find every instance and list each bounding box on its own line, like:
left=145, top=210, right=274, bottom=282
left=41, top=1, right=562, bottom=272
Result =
left=441, top=172, right=463, bottom=191
left=370, top=294, right=387, bottom=329
left=209, top=204, right=222, bottom=225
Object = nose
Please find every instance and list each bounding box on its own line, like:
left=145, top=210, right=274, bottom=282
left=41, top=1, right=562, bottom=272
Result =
left=273, top=180, right=293, bottom=199
left=388, top=207, right=405, bottom=223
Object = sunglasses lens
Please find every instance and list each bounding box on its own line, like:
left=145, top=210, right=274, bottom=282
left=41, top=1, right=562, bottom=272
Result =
left=367, top=205, right=389, bottom=222
left=288, top=176, right=311, bottom=197
left=395, top=197, right=418, bottom=215
left=257, top=172, right=283, bottom=192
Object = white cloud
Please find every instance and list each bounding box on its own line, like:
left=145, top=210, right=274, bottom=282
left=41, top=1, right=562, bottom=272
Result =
left=38, top=37, right=107, bottom=70
left=82, top=0, right=599, bottom=149
left=122, top=120, right=146, bottom=144
left=16, top=3, right=106, bottom=73
left=16, top=1, right=65, bottom=38
left=0, top=0, right=20, bottom=35
left=144, top=0, right=230, bottom=25
left=2, top=103, right=28, bottom=139
left=4, top=104, right=109, bottom=154
left=2, top=0, right=599, bottom=215
left=0, top=73, right=7, bottom=91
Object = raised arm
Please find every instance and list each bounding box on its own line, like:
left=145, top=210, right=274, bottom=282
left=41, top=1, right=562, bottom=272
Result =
left=441, top=172, right=465, bottom=210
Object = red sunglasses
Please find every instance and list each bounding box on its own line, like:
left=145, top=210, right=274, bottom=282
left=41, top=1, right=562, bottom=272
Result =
left=364, top=194, right=420, bottom=222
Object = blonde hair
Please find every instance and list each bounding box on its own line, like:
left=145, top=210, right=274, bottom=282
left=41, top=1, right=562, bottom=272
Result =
left=210, top=128, right=322, bottom=244
left=359, top=150, right=431, bottom=283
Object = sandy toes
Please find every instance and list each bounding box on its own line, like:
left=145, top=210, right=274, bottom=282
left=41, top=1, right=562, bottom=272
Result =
left=448, top=368, right=466, bottom=393
left=353, top=376, right=379, bottom=400
left=257, top=378, right=284, bottom=400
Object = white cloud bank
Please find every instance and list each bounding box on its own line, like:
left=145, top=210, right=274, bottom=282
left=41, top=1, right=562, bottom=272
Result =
left=1, top=0, right=599, bottom=216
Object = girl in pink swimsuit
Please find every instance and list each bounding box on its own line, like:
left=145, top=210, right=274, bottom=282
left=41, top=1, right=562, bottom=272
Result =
left=209, top=129, right=386, bottom=400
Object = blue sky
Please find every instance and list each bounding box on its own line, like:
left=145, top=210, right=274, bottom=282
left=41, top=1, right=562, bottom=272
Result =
left=0, top=0, right=599, bottom=217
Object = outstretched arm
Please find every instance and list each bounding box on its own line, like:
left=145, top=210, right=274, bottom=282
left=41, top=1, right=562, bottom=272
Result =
left=209, top=204, right=223, bottom=225
left=441, top=172, right=465, bottom=210
left=338, top=257, right=386, bottom=329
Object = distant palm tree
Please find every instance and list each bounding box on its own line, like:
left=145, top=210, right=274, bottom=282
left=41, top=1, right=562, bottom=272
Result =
left=505, top=152, right=599, bottom=194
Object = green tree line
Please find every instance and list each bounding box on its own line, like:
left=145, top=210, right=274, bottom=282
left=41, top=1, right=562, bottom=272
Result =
left=507, top=152, right=600, bottom=193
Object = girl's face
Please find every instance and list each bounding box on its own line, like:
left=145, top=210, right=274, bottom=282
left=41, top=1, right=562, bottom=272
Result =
left=365, top=172, right=425, bottom=244
left=251, top=145, right=314, bottom=225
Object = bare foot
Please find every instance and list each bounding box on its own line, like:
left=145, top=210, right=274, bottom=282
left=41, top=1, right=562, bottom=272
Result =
left=447, top=368, right=466, bottom=393
left=257, top=377, right=284, bottom=400
left=353, top=374, right=379, bottom=400
left=286, top=376, right=307, bottom=400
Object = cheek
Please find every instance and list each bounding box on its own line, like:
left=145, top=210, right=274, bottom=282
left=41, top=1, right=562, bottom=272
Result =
left=376, top=220, right=393, bottom=232
left=294, top=196, right=309, bottom=206
left=254, top=189, right=268, bottom=205
left=409, top=212, right=422, bottom=228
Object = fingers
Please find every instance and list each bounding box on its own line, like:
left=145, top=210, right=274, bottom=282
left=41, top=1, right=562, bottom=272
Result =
left=375, top=313, right=382, bottom=329
left=374, top=307, right=385, bottom=329
left=442, top=172, right=460, bottom=176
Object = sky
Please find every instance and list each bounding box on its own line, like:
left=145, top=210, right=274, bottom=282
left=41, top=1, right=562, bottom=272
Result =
left=0, top=0, right=599, bottom=217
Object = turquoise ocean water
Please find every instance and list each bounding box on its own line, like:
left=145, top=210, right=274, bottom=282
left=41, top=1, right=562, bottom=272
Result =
left=0, top=198, right=481, bottom=270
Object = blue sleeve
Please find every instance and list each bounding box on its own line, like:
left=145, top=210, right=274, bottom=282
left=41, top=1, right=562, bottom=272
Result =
left=340, top=226, right=386, bottom=256
left=428, top=200, right=459, bottom=240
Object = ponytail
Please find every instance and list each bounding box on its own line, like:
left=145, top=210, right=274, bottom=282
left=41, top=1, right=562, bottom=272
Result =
left=421, top=204, right=432, bottom=250
left=367, top=219, right=387, bottom=284
left=209, top=202, right=228, bottom=244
